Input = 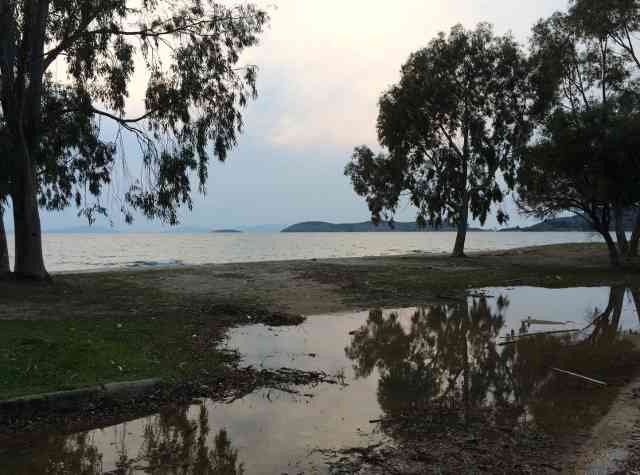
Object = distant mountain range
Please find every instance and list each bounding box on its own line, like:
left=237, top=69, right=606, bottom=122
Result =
left=281, top=221, right=482, bottom=233
left=500, top=213, right=637, bottom=232
left=17, top=215, right=636, bottom=235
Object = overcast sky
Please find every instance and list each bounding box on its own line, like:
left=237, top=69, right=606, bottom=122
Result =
left=11, top=0, right=569, bottom=231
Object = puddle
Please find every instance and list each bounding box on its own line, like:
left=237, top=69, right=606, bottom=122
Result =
left=2, top=287, right=640, bottom=474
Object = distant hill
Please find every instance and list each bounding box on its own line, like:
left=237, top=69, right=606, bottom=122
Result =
left=237, top=224, right=287, bottom=233
left=501, top=212, right=637, bottom=232
left=281, top=221, right=482, bottom=233
left=211, top=229, right=243, bottom=233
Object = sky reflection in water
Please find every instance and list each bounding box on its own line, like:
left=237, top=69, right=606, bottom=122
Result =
left=3, top=286, right=640, bottom=474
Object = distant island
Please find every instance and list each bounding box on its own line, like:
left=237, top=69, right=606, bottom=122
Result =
left=281, top=221, right=483, bottom=233
left=211, top=229, right=243, bottom=233
left=500, top=213, right=636, bottom=232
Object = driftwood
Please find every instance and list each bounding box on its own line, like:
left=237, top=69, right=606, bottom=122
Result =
left=551, top=368, right=607, bottom=386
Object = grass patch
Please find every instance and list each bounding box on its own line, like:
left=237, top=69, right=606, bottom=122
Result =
left=2, top=242, right=640, bottom=399
left=298, top=244, right=640, bottom=306
left=0, top=268, right=306, bottom=399
left=0, top=315, right=235, bottom=400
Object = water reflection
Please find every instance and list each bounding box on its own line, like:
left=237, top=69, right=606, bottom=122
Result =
left=6, top=404, right=244, bottom=475
left=4, top=286, right=640, bottom=474
left=346, top=287, right=640, bottom=435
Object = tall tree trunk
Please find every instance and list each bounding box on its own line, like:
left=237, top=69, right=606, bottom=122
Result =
left=0, top=206, right=10, bottom=278
left=601, top=230, right=621, bottom=267
left=7, top=0, right=49, bottom=280
left=614, top=205, right=629, bottom=256
left=453, top=107, right=471, bottom=259
left=452, top=204, right=468, bottom=258
left=628, top=210, right=640, bottom=258
left=11, top=151, right=48, bottom=280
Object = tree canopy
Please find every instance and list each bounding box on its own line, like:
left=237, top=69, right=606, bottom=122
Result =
left=346, top=23, right=531, bottom=257
left=518, top=3, right=640, bottom=266
left=0, top=0, right=268, bottom=278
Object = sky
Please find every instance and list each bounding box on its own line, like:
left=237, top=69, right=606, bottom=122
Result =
left=8, top=0, right=569, bottom=232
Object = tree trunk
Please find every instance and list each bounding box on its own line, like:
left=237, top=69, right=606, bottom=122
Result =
left=452, top=221, right=468, bottom=257
left=0, top=206, right=10, bottom=278
left=601, top=230, right=621, bottom=267
left=11, top=151, right=48, bottom=280
left=628, top=210, right=640, bottom=258
left=452, top=198, right=469, bottom=258
left=614, top=206, right=629, bottom=256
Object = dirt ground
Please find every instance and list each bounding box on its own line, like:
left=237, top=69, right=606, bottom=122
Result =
left=3, top=242, right=640, bottom=473
left=3, top=241, right=633, bottom=320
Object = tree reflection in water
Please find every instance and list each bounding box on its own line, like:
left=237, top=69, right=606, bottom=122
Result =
left=122, top=403, right=244, bottom=475
left=346, top=288, right=640, bottom=436
left=8, top=403, right=244, bottom=475
left=347, top=296, right=509, bottom=428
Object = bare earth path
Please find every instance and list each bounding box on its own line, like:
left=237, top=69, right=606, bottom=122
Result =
left=2, top=242, right=640, bottom=473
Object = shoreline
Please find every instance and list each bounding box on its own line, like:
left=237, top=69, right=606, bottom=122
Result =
left=3, top=231, right=605, bottom=275
left=2, top=242, right=640, bottom=471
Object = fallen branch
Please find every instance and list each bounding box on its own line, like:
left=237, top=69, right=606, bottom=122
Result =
left=551, top=368, right=607, bottom=386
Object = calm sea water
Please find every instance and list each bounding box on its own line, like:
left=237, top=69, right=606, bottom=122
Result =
left=6, top=231, right=603, bottom=273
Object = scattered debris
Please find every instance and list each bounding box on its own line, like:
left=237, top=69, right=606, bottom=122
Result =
left=202, top=303, right=306, bottom=326
left=551, top=368, right=607, bottom=386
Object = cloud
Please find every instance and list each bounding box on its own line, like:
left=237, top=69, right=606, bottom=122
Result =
left=241, top=0, right=566, bottom=150
left=31, top=0, right=567, bottom=230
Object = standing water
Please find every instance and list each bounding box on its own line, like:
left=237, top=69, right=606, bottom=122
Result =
left=2, top=286, right=639, bottom=473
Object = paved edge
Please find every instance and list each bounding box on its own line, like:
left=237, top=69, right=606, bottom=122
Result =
left=0, top=378, right=162, bottom=422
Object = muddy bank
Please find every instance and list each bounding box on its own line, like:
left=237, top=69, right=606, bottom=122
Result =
left=3, top=245, right=640, bottom=472
left=1, top=243, right=638, bottom=323
left=573, top=337, right=640, bottom=473
left=5, top=288, right=637, bottom=474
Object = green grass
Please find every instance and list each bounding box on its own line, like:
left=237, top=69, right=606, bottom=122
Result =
left=299, top=243, right=640, bottom=307
left=0, top=315, right=235, bottom=399
left=0, top=271, right=258, bottom=400
left=2, top=242, right=640, bottom=400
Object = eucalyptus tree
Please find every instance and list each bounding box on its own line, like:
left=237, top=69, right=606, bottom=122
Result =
left=518, top=99, right=640, bottom=266
left=569, top=0, right=640, bottom=70
left=0, top=81, right=116, bottom=277
left=0, top=1, right=267, bottom=279
left=346, top=24, right=531, bottom=257
left=518, top=7, right=640, bottom=265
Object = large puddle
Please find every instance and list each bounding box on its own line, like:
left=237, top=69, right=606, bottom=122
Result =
left=2, top=286, right=640, bottom=474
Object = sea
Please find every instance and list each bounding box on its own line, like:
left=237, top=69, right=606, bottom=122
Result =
left=5, top=231, right=603, bottom=273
